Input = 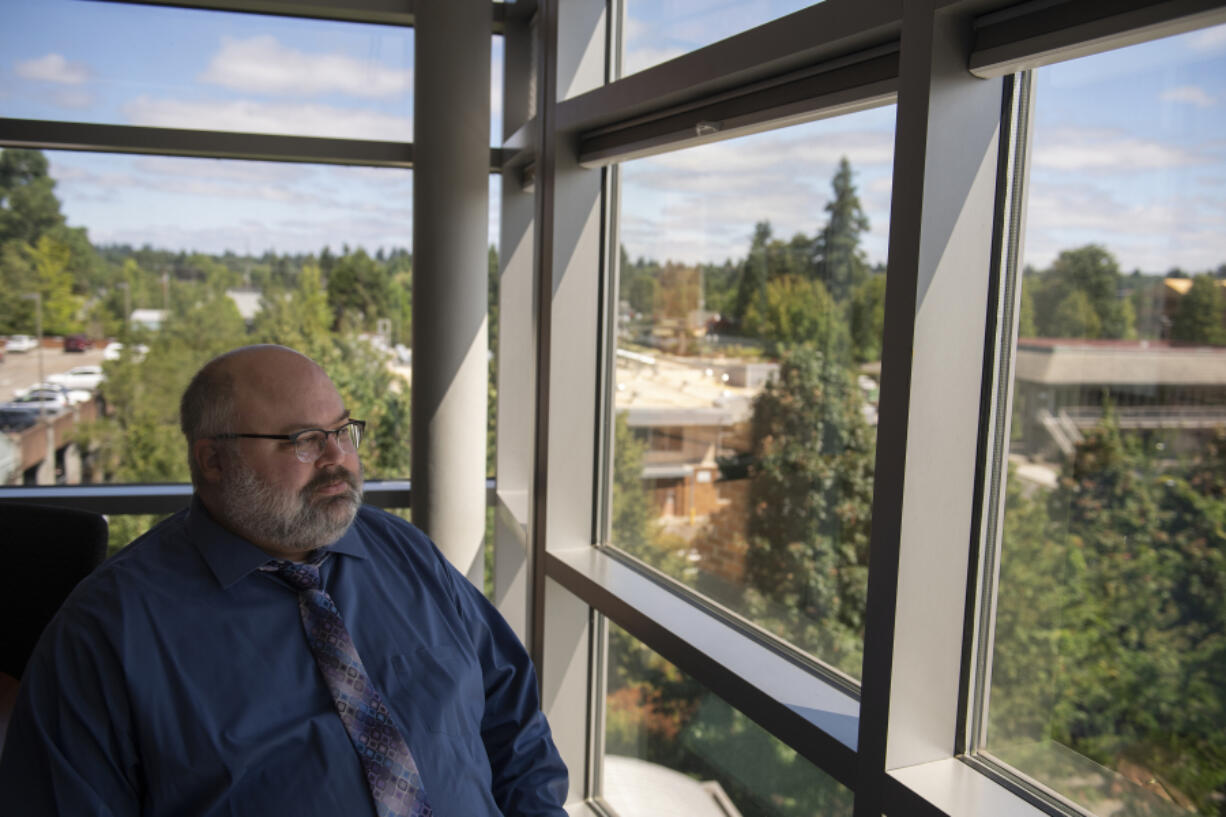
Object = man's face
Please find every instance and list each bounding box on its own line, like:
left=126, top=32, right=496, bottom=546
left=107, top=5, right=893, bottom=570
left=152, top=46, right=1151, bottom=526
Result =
left=212, top=354, right=364, bottom=557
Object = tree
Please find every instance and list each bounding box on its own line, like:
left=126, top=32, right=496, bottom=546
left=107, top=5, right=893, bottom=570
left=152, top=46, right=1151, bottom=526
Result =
left=0, top=149, right=66, bottom=246
left=849, top=273, right=886, bottom=363
left=991, top=413, right=1226, bottom=814
left=733, top=221, right=773, bottom=325
left=812, top=157, right=870, bottom=303
left=1170, top=274, right=1226, bottom=345
left=326, top=248, right=391, bottom=331
left=742, top=275, right=849, bottom=360
left=740, top=346, right=874, bottom=675
left=610, top=412, right=651, bottom=552
left=1032, top=245, right=1136, bottom=339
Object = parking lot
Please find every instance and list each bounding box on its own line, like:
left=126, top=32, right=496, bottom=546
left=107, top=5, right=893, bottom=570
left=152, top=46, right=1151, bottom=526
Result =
left=0, top=344, right=108, bottom=401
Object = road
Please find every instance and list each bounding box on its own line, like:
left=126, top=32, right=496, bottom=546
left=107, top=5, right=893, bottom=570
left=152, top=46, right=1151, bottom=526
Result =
left=0, top=344, right=109, bottom=401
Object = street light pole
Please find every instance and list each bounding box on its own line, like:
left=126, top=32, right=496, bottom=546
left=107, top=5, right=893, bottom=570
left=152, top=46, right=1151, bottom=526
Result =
left=21, top=292, right=44, bottom=423
left=117, top=281, right=131, bottom=335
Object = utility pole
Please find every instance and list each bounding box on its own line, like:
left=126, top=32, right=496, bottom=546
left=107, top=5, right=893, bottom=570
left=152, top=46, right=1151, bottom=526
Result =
left=21, top=292, right=44, bottom=423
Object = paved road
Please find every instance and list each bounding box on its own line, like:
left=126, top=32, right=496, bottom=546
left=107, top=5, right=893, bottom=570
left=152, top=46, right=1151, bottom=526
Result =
left=0, top=343, right=109, bottom=401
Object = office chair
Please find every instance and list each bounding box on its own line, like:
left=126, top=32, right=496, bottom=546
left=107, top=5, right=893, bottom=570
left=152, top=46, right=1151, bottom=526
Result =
left=0, top=502, right=108, bottom=681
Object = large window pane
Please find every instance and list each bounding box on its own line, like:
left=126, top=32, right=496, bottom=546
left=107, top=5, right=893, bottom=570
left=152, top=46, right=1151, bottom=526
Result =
left=622, top=1, right=819, bottom=77
left=604, top=621, right=852, bottom=816
left=982, top=24, right=1226, bottom=817
left=0, top=150, right=413, bottom=517
left=610, top=107, right=894, bottom=679
left=1, top=0, right=413, bottom=141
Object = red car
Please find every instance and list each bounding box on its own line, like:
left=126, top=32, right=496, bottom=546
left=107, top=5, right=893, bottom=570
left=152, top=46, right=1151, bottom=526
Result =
left=64, top=334, right=93, bottom=352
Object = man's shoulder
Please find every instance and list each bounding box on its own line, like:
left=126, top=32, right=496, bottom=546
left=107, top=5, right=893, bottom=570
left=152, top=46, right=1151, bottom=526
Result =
left=349, top=505, right=455, bottom=584
left=353, top=504, right=429, bottom=546
left=56, top=507, right=198, bottom=622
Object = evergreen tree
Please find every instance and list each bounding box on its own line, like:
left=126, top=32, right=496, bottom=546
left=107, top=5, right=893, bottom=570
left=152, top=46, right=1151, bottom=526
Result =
left=812, top=157, right=870, bottom=303
left=741, top=346, right=874, bottom=675
left=733, top=221, right=773, bottom=326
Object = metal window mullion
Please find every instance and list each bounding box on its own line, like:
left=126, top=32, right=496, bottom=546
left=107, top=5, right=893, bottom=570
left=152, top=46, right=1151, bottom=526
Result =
left=966, top=69, right=1036, bottom=757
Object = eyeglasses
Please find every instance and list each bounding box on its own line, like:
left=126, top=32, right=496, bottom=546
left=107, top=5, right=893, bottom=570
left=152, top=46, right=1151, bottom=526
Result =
left=213, top=419, right=365, bottom=463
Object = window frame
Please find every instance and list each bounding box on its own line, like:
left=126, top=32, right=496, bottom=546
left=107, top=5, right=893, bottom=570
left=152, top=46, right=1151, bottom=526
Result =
left=5, top=1, right=1226, bottom=816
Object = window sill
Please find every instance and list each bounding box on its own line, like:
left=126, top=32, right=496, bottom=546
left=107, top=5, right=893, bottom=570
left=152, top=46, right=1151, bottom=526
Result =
left=546, top=545, right=860, bottom=788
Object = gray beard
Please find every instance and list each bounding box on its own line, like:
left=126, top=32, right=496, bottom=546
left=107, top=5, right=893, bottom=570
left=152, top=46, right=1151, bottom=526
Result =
left=218, top=457, right=364, bottom=554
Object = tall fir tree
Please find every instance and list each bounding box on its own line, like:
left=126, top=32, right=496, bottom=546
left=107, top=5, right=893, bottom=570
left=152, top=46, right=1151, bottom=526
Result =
left=812, top=157, right=870, bottom=303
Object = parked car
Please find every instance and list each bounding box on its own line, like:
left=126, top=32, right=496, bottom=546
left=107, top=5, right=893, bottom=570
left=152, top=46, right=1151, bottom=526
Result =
left=5, top=334, right=38, bottom=353
left=16, top=382, right=92, bottom=406
left=103, top=341, right=149, bottom=362
left=47, top=365, right=105, bottom=392
left=64, top=334, right=93, bottom=352
left=0, top=408, right=38, bottom=432
left=1, top=389, right=69, bottom=415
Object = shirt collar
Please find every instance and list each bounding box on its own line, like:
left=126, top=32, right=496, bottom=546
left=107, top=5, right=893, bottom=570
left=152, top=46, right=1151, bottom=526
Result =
left=187, top=495, right=368, bottom=590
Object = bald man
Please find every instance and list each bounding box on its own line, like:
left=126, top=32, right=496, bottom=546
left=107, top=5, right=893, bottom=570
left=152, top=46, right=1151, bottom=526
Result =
left=0, top=345, right=568, bottom=817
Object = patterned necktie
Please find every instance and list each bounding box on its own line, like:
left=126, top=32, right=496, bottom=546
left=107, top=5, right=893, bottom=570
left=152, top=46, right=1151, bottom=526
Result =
left=262, top=552, right=432, bottom=817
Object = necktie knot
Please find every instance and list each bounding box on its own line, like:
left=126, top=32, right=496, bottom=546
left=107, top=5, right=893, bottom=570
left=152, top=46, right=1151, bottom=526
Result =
left=261, top=550, right=327, bottom=592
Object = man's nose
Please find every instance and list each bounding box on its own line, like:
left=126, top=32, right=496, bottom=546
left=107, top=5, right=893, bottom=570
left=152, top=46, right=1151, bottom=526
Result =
left=315, top=430, right=346, bottom=466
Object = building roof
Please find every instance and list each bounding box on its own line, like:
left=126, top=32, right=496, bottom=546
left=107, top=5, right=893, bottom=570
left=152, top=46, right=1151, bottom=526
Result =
left=225, top=288, right=264, bottom=321
left=614, top=352, right=760, bottom=427
left=1015, top=339, right=1226, bottom=386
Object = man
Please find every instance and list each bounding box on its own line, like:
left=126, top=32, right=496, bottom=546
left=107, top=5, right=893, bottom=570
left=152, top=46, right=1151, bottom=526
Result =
left=0, top=345, right=568, bottom=816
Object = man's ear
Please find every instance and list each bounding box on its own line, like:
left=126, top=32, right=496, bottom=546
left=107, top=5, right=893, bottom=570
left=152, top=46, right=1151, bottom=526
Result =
left=193, top=438, right=225, bottom=483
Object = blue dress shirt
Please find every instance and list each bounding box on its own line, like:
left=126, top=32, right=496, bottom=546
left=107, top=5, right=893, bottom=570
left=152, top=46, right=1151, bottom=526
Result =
left=0, top=499, right=568, bottom=817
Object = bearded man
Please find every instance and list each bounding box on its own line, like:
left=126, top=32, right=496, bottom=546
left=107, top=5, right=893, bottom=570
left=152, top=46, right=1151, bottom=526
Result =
left=0, top=345, right=568, bottom=817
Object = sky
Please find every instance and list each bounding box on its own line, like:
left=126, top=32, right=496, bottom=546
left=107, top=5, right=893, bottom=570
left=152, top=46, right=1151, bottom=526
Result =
left=1, top=0, right=1224, bottom=275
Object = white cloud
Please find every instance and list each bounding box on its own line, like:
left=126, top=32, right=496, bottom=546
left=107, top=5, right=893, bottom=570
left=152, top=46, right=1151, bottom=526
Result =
left=1021, top=182, right=1226, bottom=272
left=1160, top=85, right=1215, bottom=108
left=16, top=53, right=89, bottom=84
left=122, top=96, right=412, bottom=141
left=1033, top=128, right=1197, bottom=171
left=1188, top=23, right=1226, bottom=53
left=199, top=35, right=411, bottom=98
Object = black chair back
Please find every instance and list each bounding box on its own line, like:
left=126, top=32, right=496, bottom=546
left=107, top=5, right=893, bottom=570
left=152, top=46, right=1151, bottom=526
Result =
left=0, top=502, right=108, bottom=679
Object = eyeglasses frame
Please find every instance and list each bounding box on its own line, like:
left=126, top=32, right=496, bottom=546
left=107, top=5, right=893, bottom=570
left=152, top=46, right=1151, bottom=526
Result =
left=211, top=419, right=366, bottom=463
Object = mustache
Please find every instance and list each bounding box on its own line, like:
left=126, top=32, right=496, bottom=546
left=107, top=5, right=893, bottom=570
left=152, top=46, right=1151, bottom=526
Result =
left=304, top=466, right=362, bottom=495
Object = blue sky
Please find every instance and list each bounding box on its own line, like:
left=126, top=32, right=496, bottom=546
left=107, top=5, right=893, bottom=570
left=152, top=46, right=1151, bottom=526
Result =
left=2, top=0, right=1224, bottom=275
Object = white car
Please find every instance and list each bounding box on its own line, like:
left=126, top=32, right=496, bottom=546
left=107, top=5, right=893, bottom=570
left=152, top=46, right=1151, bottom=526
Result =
left=2, top=388, right=69, bottom=415
left=14, top=382, right=91, bottom=406
left=48, top=365, right=105, bottom=392
left=103, top=341, right=149, bottom=362
left=5, top=335, right=38, bottom=353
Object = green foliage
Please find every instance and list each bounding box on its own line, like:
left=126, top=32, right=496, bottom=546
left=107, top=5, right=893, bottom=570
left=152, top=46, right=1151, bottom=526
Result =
left=733, top=221, right=774, bottom=326
left=325, top=248, right=395, bottom=332
left=742, top=275, right=849, bottom=360
left=611, top=412, right=651, bottom=551
left=741, top=346, right=874, bottom=676
left=0, top=149, right=66, bottom=246
left=606, top=623, right=853, bottom=817
left=1170, top=274, right=1226, bottom=345
left=849, top=273, right=886, bottom=363
left=992, top=418, right=1226, bottom=814
left=1030, top=245, right=1136, bottom=339
left=812, top=157, right=870, bottom=303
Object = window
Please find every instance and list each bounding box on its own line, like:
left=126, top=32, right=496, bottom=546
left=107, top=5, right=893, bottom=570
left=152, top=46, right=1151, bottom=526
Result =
left=0, top=0, right=413, bottom=141
left=976, top=24, right=1226, bottom=817
left=603, top=621, right=852, bottom=816
left=610, top=107, right=894, bottom=681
